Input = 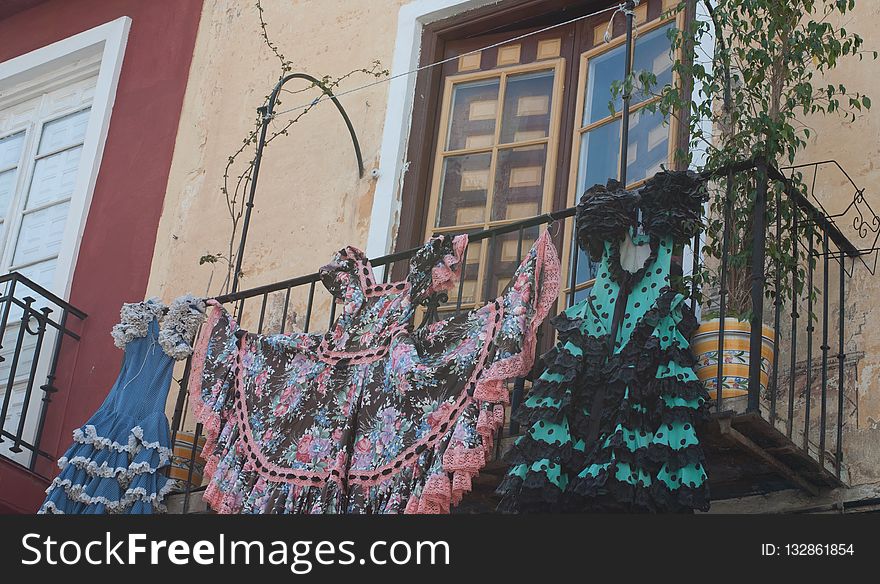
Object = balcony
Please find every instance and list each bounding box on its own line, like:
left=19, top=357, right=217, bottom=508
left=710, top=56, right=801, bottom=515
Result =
left=0, top=272, right=86, bottom=513
left=137, top=160, right=879, bottom=512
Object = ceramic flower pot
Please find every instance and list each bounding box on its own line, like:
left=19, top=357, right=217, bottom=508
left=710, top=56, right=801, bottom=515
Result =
left=168, top=430, right=207, bottom=487
left=691, top=317, right=775, bottom=400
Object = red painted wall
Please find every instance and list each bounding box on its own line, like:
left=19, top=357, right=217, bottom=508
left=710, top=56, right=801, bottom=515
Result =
left=0, top=0, right=203, bottom=510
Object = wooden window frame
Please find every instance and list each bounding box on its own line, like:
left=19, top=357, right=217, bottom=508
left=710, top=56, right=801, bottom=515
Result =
left=393, top=0, right=593, bottom=260
left=559, top=8, right=690, bottom=303
left=424, top=58, right=566, bottom=309
left=394, top=1, right=695, bottom=301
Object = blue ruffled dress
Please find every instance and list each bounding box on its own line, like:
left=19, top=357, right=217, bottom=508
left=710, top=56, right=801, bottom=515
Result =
left=39, top=297, right=205, bottom=514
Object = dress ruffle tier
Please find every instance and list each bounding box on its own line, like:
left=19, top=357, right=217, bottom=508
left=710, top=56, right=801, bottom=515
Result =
left=40, top=414, right=176, bottom=514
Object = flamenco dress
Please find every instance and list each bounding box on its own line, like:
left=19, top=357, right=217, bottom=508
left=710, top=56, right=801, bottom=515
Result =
left=39, top=296, right=205, bottom=514
left=188, top=230, right=560, bottom=514
left=497, top=171, right=712, bottom=512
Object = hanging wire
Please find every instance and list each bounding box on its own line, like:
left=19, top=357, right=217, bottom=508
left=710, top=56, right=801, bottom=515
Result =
left=267, top=2, right=626, bottom=120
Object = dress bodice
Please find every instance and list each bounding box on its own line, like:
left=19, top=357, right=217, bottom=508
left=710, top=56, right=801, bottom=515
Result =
left=574, top=170, right=706, bottom=353
left=315, top=234, right=467, bottom=359
left=105, top=296, right=207, bottom=417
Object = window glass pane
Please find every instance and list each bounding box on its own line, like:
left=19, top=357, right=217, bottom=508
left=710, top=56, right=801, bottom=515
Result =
left=491, top=144, right=546, bottom=222
left=446, top=79, right=499, bottom=151
left=435, top=152, right=491, bottom=228
left=577, top=119, right=621, bottom=194
left=25, top=145, right=82, bottom=209
left=37, top=108, right=90, bottom=155
left=583, top=44, right=625, bottom=125
left=633, top=23, right=674, bottom=102
left=483, top=226, right=539, bottom=301
left=17, top=258, right=57, bottom=292
left=625, top=107, right=668, bottom=184
left=0, top=131, right=25, bottom=168
left=0, top=169, right=18, bottom=216
left=12, top=202, right=69, bottom=267
left=499, top=70, right=555, bottom=144
left=564, top=224, right=600, bottom=298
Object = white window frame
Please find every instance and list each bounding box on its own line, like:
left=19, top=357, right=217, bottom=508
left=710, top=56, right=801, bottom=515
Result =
left=0, top=16, right=130, bottom=300
left=366, top=0, right=499, bottom=262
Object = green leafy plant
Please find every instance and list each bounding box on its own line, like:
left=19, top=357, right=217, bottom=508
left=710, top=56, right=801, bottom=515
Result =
left=625, top=0, right=875, bottom=320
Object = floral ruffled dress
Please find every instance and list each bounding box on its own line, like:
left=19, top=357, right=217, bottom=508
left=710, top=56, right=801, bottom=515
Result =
left=497, top=171, right=711, bottom=513
left=39, top=296, right=206, bottom=514
left=189, top=231, right=560, bottom=514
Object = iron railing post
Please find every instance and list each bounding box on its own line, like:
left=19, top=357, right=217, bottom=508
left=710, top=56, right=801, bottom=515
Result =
left=747, top=158, right=769, bottom=413
left=618, top=0, right=636, bottom=186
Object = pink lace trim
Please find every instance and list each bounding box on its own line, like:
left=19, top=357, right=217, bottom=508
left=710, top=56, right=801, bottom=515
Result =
left=187, top=300, right=224, bottom=509
left=475, top=230, right=560, bottom=391
left=316, top=321, right=409, bottom=363
left=406, top=229, right=561, bottom=514
left=429, top=234, right=468, bottom=294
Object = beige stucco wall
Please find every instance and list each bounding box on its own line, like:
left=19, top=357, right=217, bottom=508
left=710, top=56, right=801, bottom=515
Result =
left=793, top=0, right=880, bottom=483
left=146, top=0, right=406, bottom=309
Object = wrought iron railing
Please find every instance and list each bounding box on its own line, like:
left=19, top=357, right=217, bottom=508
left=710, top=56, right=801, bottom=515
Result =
left=694, top=158, right=875, bottom=483
left=164, top=158, right=872, bottom=509
left=0, top=272, right=86, bottom=476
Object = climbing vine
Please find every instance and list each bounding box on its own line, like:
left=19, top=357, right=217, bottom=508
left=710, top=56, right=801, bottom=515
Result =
left=200, top=0, right=388, bottom=295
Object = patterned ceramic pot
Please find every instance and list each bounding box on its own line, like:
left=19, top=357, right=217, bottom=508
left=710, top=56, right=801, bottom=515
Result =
left=169, top=431, right=207, bottom=486
left=691, top=317, right=775, bottom=399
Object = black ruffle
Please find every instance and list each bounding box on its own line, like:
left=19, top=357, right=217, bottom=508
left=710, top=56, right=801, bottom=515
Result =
left=504, top=432, right=572, bottom=467
left=564, top=464, right=657, bottom=512
left=575, top=180, right=640, bottom=261
left=496, top=472, right=567, bottom=514
left=639, top=170, right=708, bottom=244
left=651, top=478, right=711, bottom=513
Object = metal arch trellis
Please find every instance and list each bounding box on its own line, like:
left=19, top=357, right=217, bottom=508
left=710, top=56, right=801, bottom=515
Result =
left=230, top=72, right=366, bottom=296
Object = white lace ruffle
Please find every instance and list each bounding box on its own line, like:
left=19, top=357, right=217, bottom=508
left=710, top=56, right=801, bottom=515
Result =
left=70, top=425, right=172, bottom=467
left=58, top=456, right=131, bottom=479
left=110, top=294, right=206, bottom=358
left=41, top=475, right=177, bottom=514
left=111, top=298, right=164, bottom=349
left=158, top=294, right=206, bottom=360
left=130, top=425, right=174, bottom=463
left=73, top=425, right=138, bottom=453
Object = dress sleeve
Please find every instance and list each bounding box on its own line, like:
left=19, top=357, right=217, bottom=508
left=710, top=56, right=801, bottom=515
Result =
left=406, top=229, right=561, bottom=513
left=469, top=228, right=561, bottom=403
left=407, top=233, right=468, bottom=304
left=318, top=246, right=370, bottom=301
left=638, top=170, right=707, bottom=245
left=186, top=300, right=240, bottom=475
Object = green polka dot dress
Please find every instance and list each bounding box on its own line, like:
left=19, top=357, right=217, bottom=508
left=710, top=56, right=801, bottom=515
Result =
left=497, top=171, right=711, bottom=513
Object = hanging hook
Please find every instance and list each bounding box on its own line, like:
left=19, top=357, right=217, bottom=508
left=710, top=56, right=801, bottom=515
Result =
left=604, top=1, right=640, bottom=44
left=548, top=218, right=562, bottom=238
